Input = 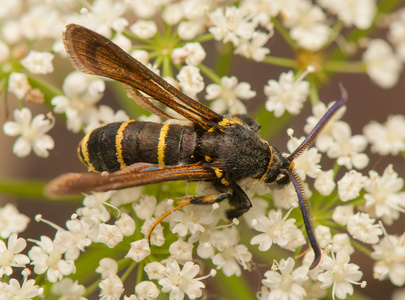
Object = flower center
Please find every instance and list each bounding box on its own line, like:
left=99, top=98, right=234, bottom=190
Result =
left=0, top=249, right=14, bottom=266
left=332, top=264, right=345, bottom=281
left=71, top=96, right=87, bottom=113
left=268, top=223, right=282, bottom=238
left=280, top=275, right=293, bottom=291
left=46, top=249, right=62, bottom=268
left=23, top=126, right=39, bottom=141
left=171, top=274, right=186, bottom=288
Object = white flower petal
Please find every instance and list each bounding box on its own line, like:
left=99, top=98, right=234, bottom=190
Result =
left=3, top=121, right=21, bottom=136
left=13, top=137, right=32, bottom=157
left=32, top=134, right=54, bottom=157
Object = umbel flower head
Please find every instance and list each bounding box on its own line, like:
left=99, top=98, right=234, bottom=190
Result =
left=259, top=257, right=309, bottom=300
left=3, top=107, right=54, bottom=158
left=318, top=251, right=364, bottom=300
left=158, top=260, right=215, bottom=300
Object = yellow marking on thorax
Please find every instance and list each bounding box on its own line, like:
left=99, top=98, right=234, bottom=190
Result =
left=259, top=143, right=274, bottom=182
left=208, top=116, right=242, bottom=132
left=205, top=155, right=213, bottom=162
left=218, top=116, right=242, bottom=126
left=116, top=120, right=134, bottom=169
left=158, top=123, right=170, bottom=165
left=221, top=178, right=230, bottom=186
left=213, top=167, right=231, bottom=186
left=80, top=129, right=97, bottom=172
left=213, top=167, right=223, bottom=178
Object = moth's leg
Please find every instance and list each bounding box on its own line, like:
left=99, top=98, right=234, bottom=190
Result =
left=147, top=191, right=231, bottom=241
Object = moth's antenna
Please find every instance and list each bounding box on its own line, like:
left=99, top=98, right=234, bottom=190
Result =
left=287, top=169, right=321, bottom=269
left=288, top=84, right=347, bottom=161
left=286, top=85, right=348, bottom=269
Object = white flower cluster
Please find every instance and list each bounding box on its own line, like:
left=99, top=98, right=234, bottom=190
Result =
left=265, top=70, right=310, bottom=118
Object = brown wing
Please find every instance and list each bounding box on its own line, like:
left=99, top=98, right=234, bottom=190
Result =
left=63, top=23, right=223, bottom=130
left=45, top=163, right=216, bottom=196
left=122, top=84, right=176, bottom=119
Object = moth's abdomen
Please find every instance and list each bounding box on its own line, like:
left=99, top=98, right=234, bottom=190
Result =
left=78, top=121, right=197, bottom=173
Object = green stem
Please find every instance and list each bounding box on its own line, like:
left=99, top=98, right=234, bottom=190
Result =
left=0, top=179, right=83, bottom=202
left=162, top=55, right=174, bottom=78
left=308, top=78, right=320, bottom=105
left=323, top=20, right=345, bottom=49
left=84, top=278, right=101, bottom=297
left=148, top=247, right=170, bottom=256
left=136, top=261, right=145, bottom=284
left=1, top=75, right=10, bottom=119
left=122, top=30, right=155, bottom=46
left=272, top=17, right=296, bottom=50
left=349, top=196, right=367, bottom=207
left=121, top=260, right=138, bottom=282
left=27, top=75, right=63, bottom=103
left=153, top=55, right=163, bottom=69
left=147, top=50, right=160, bottom=60
left=163, top=21, right=171, bottom=40
left=320, top=193, right=340, bottom=212
left=215, top=42, right=234, bottom=78
left=323, top=61, right=366, bottom=73
left=132, top=44, right=155, bottom=51
left=332, top=162, right=341, bottom=179
left=199, top=63, right=222, bottom=85
left=262, top=56, right=298, bottom=68
left=192, top=33, right=214, bottom=43
left=322, top=219, right=341, bottom=229
left=351, top=239, right=372, bottom=257
left=34, top=273, right=44, bottom=286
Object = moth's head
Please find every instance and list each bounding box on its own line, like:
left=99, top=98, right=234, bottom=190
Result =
left=275, top=160, right=294, bottom=186
left=262, top=147, right=292, bottom=185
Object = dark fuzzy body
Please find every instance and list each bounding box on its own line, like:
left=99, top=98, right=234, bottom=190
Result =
left=78, top=118, right=290, bottom=187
